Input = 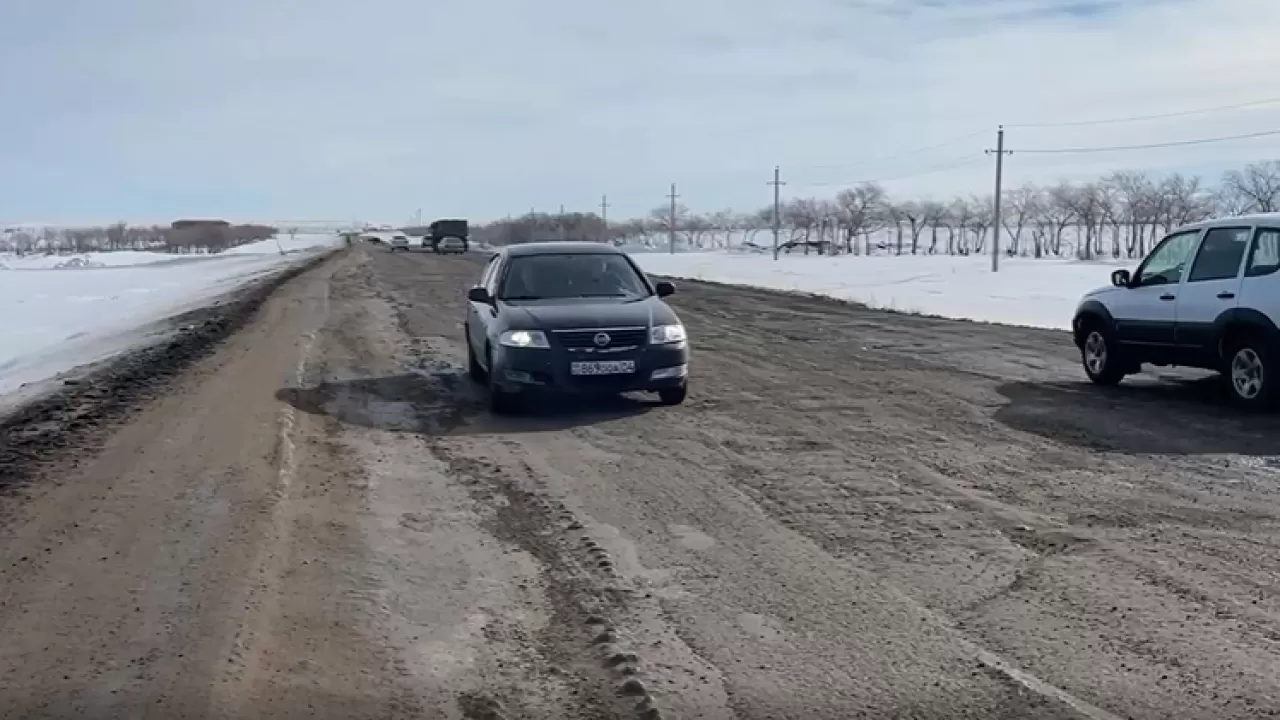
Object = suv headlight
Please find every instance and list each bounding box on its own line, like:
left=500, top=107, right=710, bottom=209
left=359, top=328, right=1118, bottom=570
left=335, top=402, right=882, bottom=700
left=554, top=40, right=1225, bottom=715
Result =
left=499, top=329, right=550, bottom=349
left=650, top=324, right=686, bottom=344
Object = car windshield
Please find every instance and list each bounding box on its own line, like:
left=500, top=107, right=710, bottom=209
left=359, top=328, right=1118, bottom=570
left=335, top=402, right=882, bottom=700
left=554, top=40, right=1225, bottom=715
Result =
left=498, top=253, right=650, bottom=300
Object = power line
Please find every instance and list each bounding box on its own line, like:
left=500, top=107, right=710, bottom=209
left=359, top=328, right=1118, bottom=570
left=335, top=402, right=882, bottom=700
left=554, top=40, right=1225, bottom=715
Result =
left=1008, top=95, right=1280, bottom=129
left=792, top=154, right=985, bottom=189
left=791, top=130, right=986, bottom=171
left=1011, top=127, right=1280, bottom=154
left=780, top=94, right=1280, bottom=175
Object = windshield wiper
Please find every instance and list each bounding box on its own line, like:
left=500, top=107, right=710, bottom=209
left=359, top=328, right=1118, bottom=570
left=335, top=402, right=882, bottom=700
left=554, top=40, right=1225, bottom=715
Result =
left=499, top=295, right=544, bottom=300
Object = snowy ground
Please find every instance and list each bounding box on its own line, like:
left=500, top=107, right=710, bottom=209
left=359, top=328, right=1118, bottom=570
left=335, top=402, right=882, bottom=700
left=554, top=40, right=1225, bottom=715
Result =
left=0, top=234, right=341, bottom=404
left=0, top=233, right=334, bottom=270
left=633, top=250, right=1132, bottom=330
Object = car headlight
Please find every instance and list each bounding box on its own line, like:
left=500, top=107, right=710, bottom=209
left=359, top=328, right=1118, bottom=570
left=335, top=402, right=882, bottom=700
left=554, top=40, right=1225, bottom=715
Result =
left=499, top=329, right=550, bottom=349
left=649, top=324, right=686, bottom=344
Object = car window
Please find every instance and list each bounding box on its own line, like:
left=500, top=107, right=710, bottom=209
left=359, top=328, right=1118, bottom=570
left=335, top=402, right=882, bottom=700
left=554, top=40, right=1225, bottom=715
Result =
left=1187, top=227, right=1249, bottom=282
left=1135, top=230, right=1200, bottom=287
left=498, top=254, right=650, bottom=300
left=1247, top=228, right=1280, bottom=278
left=477, top=255, right=498, bottom=288
left=485, top=256, right=505, bottom=294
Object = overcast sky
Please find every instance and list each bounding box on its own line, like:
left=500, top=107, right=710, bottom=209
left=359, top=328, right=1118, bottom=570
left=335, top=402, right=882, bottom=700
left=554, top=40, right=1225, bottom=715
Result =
left=2, top=0, right=1279, bottom=225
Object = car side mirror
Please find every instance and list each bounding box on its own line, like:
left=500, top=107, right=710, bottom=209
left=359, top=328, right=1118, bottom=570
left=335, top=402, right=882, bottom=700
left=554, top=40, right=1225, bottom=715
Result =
left=1111, top=269, right=1131, bottom=288
left=654, top=281, right=675, bottom=297
left=467, top=287, right=491, bottom=303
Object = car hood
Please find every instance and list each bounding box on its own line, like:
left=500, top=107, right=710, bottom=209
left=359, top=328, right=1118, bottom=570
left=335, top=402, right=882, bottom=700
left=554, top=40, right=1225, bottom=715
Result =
left=500, top=296, right=679, bottom=330
left=1081, top=284, right=1121, bottom=300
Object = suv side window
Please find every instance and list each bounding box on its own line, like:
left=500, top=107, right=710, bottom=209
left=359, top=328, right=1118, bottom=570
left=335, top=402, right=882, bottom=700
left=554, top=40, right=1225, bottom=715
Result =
left=1247, top=228, right=1280, bottom=278
left=1187, top=227, right=1250, bottom=282
left=1135, top=230, right=1201, bottom=287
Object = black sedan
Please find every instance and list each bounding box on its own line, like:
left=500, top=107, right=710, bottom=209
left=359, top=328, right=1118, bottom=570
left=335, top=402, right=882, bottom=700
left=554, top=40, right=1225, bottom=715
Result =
left=463, top=242, right=690, bottom=413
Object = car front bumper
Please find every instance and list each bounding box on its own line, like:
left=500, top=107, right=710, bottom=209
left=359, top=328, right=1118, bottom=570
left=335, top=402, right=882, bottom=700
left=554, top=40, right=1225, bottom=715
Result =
left=492, top=342, right=690, bottom=395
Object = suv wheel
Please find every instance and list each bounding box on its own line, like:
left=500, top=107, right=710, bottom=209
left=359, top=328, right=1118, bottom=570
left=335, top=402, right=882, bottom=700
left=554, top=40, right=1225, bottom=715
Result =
left=1226, top=337, right=1276, bottom=409
left=1081, top=326, right=1126, bottom=386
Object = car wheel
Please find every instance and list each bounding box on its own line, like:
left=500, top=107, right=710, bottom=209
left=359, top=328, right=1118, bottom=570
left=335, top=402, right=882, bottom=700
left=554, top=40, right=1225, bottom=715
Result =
left=487, top=349, right=519, bottom=414
left=1225, top=336, right=1276, bottom=409
left=658, top=383, right=687, bottom=406
left=1081, top=324, right=1126, bottom=386
left=467, top=334, right=486, bottom=383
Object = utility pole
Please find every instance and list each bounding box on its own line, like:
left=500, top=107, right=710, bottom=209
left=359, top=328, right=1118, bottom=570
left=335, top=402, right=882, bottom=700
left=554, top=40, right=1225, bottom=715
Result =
left=599, top=194, right=610, bottom=243
left=768, top=166, right=786, bottom=261
left=667, top=183, right=679, bottom=254
left=985, top=126, right=1012, bottom=272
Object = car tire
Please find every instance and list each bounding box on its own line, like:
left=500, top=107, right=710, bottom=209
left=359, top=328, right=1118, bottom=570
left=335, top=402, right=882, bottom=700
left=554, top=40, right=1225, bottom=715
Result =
left=487, top=350, right=519, bottom=415
left=466, top=333, right=486, bottom=383
left=1080, top=324, right=1126, bottom=386
left=1224, top=335, right=1277, bottom=410
left=658, top=383, right=687, bottom=406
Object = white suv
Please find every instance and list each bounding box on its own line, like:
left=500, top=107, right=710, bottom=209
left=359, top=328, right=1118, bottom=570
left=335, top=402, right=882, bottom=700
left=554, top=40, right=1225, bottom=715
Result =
left=1073, top=213, right=1280, bottom=407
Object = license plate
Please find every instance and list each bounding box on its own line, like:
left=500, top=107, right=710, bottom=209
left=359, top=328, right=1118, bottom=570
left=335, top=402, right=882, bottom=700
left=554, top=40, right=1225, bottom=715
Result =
left=570, top=360, right=635, bottom=376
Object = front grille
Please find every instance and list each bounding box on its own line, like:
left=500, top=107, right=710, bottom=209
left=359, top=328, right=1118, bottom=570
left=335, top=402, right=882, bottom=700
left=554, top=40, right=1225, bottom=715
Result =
left=553, top=327, right=646, bottom=350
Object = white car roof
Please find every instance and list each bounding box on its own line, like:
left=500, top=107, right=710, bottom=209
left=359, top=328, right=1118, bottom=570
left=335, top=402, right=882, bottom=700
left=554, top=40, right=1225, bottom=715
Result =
left=1174, top=213, right=1280, bottom=234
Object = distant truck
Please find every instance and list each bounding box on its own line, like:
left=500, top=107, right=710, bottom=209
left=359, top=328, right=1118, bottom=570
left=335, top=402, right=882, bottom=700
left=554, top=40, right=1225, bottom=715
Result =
left=427, top=219, right=468, bottom=253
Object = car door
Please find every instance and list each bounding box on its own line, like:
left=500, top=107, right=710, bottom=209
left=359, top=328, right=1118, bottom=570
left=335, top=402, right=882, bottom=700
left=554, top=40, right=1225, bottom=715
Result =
left=1235, top=225, right=1280, bottom=327
left=1111, top=229, right=1202, bottom=350
left=468, top=255, right=500, bottom=356
left=1173, top=226, right=1249, bottom=362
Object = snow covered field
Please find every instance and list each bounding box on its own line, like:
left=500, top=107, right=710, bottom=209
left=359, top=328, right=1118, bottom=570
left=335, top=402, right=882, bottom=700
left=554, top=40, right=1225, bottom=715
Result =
left=0, top=234, right=341, bottom=403
left=633, top=250, right=1132, bottom=330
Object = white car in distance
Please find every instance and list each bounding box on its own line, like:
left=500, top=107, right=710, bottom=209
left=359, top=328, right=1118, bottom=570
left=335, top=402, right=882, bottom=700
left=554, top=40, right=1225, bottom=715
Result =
left=436, top=237, right=467, bottom=254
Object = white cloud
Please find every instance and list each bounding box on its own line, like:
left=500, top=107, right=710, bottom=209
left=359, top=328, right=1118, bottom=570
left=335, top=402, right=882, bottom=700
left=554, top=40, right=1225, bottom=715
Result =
left=2, top=0, right=1279, bottom=223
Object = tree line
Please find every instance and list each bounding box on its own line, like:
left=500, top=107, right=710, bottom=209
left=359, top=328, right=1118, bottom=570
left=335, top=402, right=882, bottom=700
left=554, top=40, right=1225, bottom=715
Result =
left=471, top=160, right=1280, bottom=260
left=0, top=221, right=279, bottom=256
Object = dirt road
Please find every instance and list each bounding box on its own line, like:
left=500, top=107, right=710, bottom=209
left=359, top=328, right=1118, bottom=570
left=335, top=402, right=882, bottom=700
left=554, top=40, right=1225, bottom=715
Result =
left=4, top=244, right=1280, bottom=719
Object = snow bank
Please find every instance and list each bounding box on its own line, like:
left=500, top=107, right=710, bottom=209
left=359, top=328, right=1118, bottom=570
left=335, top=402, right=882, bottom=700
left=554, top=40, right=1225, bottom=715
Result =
left=634, top=251, right=1131, bottom=330
left=0, top=237, right=340, bottom=402
left=0, top=233, right=340, bottom=270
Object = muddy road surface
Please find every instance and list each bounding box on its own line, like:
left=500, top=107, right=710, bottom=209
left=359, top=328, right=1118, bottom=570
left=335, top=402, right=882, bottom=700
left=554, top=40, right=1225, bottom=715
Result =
left=3, top=244, right=1280, bottom=719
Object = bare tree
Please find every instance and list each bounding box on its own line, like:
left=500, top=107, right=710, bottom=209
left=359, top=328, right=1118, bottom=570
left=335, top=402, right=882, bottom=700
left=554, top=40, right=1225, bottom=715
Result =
left=834, top=183, right=886, bottom=255
left=966, top=196, right=993, bottom=255
left=883, top=202, right=907, bottom=255
left=948, top=198, right=974, bottom=254
left=1104, top=171, right=1153, bottom=258
left=919, top=201, right=947, bottom=254
left=1064, top=183, right=1107, bottom=259
left=901, top=201, right=931, bottom=255
left=1000, top=184, right=1042, bottom=257
left=456, top=156, right=1279, bottom=262
left=1036, top=183, right=1077, bottom=256
left=1222, top=161, right=1280, bottom=213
